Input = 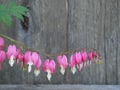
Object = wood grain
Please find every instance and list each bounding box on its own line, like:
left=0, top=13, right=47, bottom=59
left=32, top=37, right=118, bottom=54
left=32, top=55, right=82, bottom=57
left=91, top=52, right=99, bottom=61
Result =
left=0, top=0, right=120, bottom=84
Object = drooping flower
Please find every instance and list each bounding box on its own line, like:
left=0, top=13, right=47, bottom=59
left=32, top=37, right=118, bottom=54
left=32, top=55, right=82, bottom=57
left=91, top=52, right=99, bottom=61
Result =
left=0, top=50, right=6, bottom=70
left=18, top=54, right=24, bottom=63
left=34, top=58, right=42, bottom=77
left=31, top=52, right=42, bottom=77
left=24, top=51, right=42, bottom=74
left=43, top=59, right=56, bottom=81
left=18, top=53, right=24, bottom=68
left=0, top=37, right=4, bottom=50
left=24, top=51, right=32, bottom=72
left=81, top=51, right=87, bottom=68
left=14, top=48, right=20, bottom=64
left=6, top=45, right=17, bottom=67
left=57, top=55, right=68, bottom=75
left=92, top=51, right=97, bottom=58
left=75, top=52, right=82, bottom=71
left=69, top=54, right=76, bottom=74
left=87, top=52, right=93, bottom=66
left=92, top=51, right=98, bottom=63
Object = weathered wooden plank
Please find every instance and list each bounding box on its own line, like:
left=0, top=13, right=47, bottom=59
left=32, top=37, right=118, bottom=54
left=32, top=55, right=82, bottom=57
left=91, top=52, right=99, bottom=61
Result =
left=104, top=0, right=118, bottom=84
left=0, top=0, right=25, bottom=84
left=0, top=85, right=120, bottom=90
left=16, top=0, right=66, bottom=84
left=117, top=0, right=120, bottom=84
left=92, top=0, right=106, bottom=84
left=68, top=0, right=88, bottom=84
left=0, top=0, right=120, bottom=84
left=68, top=0, right=106, bottom=84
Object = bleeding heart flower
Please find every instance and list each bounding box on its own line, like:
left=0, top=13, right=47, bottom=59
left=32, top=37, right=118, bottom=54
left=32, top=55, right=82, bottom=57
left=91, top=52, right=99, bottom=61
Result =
left=0, top=37, right=4, bottom=50
left=43, top=59, right=56, bottom=81
left=18, top=53, right=25, bottom=68
left=57, top=55, right=68, bottom=75
left=69, top=54, right=76, bottom=74
left=75, top=52, right=82, bottom=71
left=81, top=51, right=87, bottom=68
left=24, top=51, right=31, bottom=64
left=6, top=45, right=17, bottom=67
left=14, top=48, right=20, bottom=64
left=92, top=51, right=97, bottom=58
left=18, top=54, right=24, bottom=63
left=87, top=52, right=93, bottom=66
left=24, top=51, right=32, bottom=72
left=34, top=58, right=42, bottom=77
left=31, top=52, right=42, bottom=77
left=0, top=50, right=6, bottom=70
left=92, top=51, right=98, bottom=63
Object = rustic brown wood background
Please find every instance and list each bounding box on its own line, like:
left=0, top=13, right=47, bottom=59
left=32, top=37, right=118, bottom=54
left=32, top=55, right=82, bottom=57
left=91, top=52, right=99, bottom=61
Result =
left=0, top=0, right=120, bottom=85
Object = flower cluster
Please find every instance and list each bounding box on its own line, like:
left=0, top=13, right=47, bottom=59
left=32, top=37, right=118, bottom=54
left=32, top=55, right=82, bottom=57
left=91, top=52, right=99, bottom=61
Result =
left=0, top=37, right=100, bottom=81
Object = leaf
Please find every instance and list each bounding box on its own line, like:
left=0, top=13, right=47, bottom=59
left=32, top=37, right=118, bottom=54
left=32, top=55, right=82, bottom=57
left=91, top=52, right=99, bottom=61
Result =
left=7, top=1, right=28, bottom=21
left=0, top=4, right=12, bottom=25
left=0, top=1, right=28, bottom=26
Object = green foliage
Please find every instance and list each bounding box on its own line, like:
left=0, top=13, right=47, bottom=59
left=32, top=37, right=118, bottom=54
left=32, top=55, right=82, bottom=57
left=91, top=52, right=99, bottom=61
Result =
left=0, top=1, right=28, bottom=26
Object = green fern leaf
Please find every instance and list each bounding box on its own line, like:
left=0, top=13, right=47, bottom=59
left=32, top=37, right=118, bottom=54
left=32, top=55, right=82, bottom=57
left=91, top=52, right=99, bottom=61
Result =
left=0, top=1, right=28, bottom=26
left=0, top=4, right=12, bottom=25
left=7, top=1, right=28, bottom=21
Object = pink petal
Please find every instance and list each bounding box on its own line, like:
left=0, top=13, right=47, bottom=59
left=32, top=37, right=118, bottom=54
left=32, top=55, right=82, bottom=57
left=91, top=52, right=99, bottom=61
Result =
left=6, top=45, right=17, bottom=59
left=18, top=54, right=24, bottom=62
left=0, top=50, right=6, bottom=63
left=14, top=48, right=20, bottom=60
left=0, top=37, right=4, bottom=50
left=35, top=58, right=42, bottom=70
left=57, top=55, right=68, bottom=69
left=69, top=54, right=76, bottom=68
left=88, top=52, right=93, bottom=61
left=24, top=51, right=32, bottom=64
left=81, top=51, right=87, bottom=62
left=75, top=52, right=82, bottom=65
left=92, top=51, right=97, bottom=58
left=49, top=60, right=56, bottom=73
left=31, top=52, right=39, bottom=65
left=43, top=59, right=49, bottom=72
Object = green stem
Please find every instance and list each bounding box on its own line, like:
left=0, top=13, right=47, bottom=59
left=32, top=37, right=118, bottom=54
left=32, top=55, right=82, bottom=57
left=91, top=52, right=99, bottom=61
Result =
left=0, top=34, right=101, bottom=58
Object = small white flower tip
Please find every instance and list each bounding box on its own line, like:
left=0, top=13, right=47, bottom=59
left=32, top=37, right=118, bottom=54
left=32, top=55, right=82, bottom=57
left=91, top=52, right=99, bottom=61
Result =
left=71, top=66, right=76, bottom=75
left=47, top=71, right=51, bottom=81
left=9, top=56, right=14, bottom=67
left=60, top=67, right=65, bottom=75
left=34, top=69, right=40, bottom=77
left=28, top=65, right=32, bottom=73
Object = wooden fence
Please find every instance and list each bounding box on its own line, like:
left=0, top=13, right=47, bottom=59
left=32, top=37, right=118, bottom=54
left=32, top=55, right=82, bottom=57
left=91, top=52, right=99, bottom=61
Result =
left=0, top=0, right=120, bottom=85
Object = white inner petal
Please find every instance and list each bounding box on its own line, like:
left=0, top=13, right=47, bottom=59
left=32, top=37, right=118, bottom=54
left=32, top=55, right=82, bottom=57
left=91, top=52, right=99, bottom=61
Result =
left=28, top=60, right=33, bottom=73
left=47, top=70, right=51, bottom=81
left=28, top=65, right=32, bottom=72
left=9, top=56, right=14, bottom=67
left=60, top=66, right=65, bottom=75
left=71, top=66, right=76, bottom=74
left=34, top=69, right=40, bottom=77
